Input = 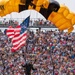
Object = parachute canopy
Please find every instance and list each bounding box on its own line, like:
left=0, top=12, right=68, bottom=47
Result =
left=0, top=0, right=75, bottom=33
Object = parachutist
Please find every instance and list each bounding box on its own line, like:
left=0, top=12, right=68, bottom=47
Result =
left=22, top=60, right=37, bottom=75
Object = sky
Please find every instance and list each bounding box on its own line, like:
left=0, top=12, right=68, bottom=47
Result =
left=0, top=0, right=75, bottom=31
left=55, top=0, right=75, bottom=12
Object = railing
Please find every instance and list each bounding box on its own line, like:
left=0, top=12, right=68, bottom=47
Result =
left=0, top=18, right=56, bottom=28
left=0, top=24, right=56, bottom=28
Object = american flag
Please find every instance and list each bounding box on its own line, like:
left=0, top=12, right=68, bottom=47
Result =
left=6, top=16, right=30, bottom=52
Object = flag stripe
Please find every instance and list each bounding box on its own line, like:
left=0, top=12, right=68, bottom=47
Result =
left=6, top=26, right=14, bottom=38
left=11, top=32, right=27, bottom=50
left=11, top=42, right=26, bottom=50
left=12, top=31, right=27, bottom=42
left=14, top=26, right=21, bottom=37
left=12, top=33, right=27, bottom=45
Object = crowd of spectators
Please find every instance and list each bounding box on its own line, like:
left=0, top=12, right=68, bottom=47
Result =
left=0, top=19, right=19, bottom=27
left=0, top=19, right=54, bottom=27
left=30, top=19, right=54, bottom=27
left=0, top=29, right=75, bottom=75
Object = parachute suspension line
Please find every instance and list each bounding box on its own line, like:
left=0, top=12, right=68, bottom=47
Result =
left=29, top=10, right=31, bottom=18
left=36, top=10, right=38, bottom=20
left=10, top=13, right=12, bottom=24
left=29, top=10, right=31, bottom=26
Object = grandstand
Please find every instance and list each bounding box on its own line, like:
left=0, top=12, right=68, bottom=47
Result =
left=0, top=18, right=56, bottom=28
